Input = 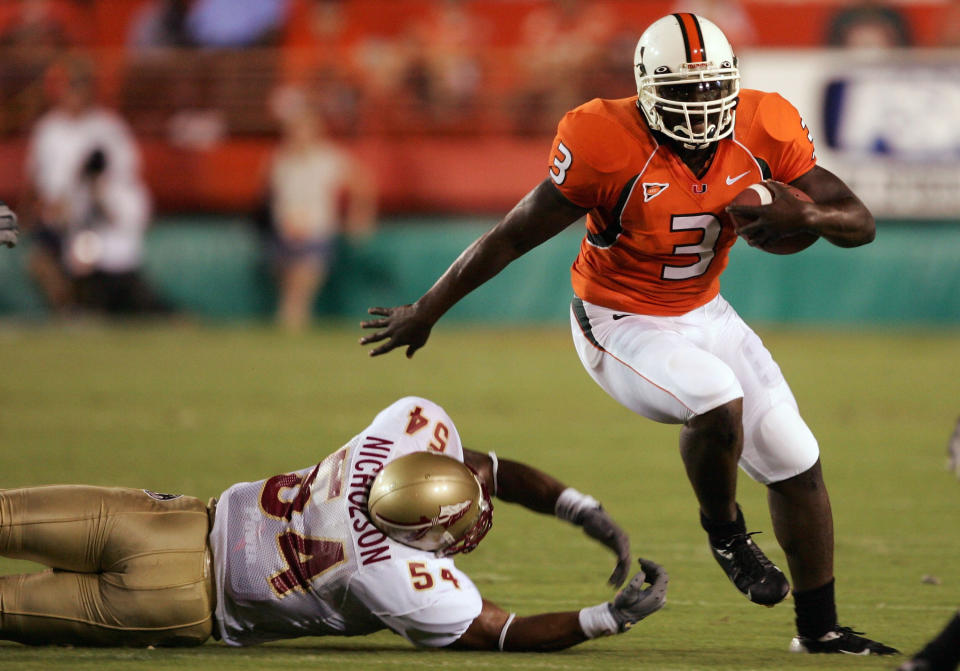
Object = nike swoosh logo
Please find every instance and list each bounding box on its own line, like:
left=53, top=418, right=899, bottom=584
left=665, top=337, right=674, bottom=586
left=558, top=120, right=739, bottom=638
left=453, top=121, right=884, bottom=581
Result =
left=726, top=171, right=750, bottom=185
left=612, top=314, right=630, bottom=320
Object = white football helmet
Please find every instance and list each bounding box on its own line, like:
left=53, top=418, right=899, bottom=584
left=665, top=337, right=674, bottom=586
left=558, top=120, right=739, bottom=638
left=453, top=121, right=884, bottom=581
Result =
left=634, top=13, right=740, bottom=148
left=367, top=452, right=493, bottom=556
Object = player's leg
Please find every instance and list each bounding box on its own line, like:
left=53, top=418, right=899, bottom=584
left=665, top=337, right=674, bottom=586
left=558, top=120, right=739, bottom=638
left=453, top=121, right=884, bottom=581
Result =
left=0, top=485, right=213, bottom=646
left=679, top=399, right=742, bottom=524
left=898, top=610, right=960, bottom=671
left=708, top=296, right=896, bottom=654
left=571, top=298, right=787, bottom=605
left=767, top=461, right=833, bottom=592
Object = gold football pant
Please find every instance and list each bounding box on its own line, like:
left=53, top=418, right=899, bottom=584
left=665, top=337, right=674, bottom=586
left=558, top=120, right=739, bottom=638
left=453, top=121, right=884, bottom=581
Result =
left=0, top=485, right=214, bottom=646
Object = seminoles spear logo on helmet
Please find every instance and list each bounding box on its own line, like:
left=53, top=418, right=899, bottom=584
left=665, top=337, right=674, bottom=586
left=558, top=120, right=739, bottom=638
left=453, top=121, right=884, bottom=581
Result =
left=367, top=452, right=493, bottom=556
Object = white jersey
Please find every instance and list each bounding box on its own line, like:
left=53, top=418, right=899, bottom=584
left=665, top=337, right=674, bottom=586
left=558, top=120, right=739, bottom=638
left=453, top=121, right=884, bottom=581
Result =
left=208, top=397, right=483, bottom=647
left=27, top=108, right=141, bottom=204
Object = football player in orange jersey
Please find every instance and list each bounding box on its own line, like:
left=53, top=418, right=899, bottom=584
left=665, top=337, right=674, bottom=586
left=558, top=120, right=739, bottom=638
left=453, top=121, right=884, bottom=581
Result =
left=361, top=13, right=896, bottom=656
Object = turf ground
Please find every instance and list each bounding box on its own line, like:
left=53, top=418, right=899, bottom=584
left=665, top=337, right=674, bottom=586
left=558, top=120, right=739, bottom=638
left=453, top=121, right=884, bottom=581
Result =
left=1, top=321, right=958, bottom=671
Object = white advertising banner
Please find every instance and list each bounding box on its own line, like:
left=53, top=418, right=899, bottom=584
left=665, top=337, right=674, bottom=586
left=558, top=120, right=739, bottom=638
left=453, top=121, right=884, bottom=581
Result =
left=739, top=48, right=960, bottom=219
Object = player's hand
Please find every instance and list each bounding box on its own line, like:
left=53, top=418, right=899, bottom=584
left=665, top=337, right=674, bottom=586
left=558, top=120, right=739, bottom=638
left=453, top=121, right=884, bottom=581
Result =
left=579, top=506, right=632, bottom=588
left=359, top=303, right=435, bottom=358
left=726, top=181, right=812, bottom=248
left=608, top=558, right=668, bottom=632
left=0, top=201, right=19, bottom=248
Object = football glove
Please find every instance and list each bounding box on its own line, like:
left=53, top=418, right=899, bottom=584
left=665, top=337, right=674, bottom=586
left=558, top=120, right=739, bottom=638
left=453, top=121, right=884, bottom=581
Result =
left=580, top=506, right=632, bottom=588
left=0, top=201, right=19, bottom=248
left=609, top=558, right=668, bottom=632
left=555, top=488, right=631, bottom=587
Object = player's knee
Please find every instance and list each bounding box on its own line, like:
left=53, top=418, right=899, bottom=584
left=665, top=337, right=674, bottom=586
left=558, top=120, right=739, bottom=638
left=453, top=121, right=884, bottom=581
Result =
left=687, top=398, right=743, bottom=452
left=667, top=348, right=742, bottom=416
left=752, top=403, right=820, bottom=482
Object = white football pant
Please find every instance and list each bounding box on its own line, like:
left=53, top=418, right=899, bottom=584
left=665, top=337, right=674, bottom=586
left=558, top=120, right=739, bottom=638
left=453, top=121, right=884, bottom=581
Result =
left=570, top=294, right=819, bottom=485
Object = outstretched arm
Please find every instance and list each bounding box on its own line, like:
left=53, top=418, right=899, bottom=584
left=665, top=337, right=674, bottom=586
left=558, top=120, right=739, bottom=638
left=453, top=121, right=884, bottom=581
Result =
left=359, top=179, right=588, bottom=358
left=463, top=448, right=631, bottom=588
left=450, top=559, right=668, bottom=651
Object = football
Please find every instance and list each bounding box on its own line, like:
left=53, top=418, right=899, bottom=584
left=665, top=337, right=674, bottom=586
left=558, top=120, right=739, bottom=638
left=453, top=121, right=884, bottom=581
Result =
left=728, top=181, right=818, bottom=255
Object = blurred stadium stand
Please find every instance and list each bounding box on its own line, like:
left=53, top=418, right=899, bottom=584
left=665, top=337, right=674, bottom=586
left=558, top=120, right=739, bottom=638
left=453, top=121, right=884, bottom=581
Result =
left=1, top=0, right=958, bottom=322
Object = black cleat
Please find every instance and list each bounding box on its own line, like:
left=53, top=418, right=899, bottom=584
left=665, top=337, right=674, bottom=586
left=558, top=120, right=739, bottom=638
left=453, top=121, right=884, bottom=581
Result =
left=789, top=626, right=899, bottom=655
left=709, top=531, right=789, bottom=606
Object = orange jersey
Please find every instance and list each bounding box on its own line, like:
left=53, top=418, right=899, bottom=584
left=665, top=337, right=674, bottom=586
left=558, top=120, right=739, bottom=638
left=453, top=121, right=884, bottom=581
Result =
left=549, top=90, right=817, bottom=316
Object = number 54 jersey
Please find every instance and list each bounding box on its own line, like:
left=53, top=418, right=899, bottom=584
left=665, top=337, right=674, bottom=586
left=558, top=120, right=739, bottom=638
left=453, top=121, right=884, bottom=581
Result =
left=549, top=90, right=817, bottom=317
left=208, top=397, right=482, bottom=647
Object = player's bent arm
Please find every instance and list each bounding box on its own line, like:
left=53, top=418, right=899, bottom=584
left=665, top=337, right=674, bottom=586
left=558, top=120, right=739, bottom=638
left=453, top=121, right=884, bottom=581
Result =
left=360, top=180, right=588, bottom=357
left=790, top=165, right=875, bottom=248
left=463, top=448, right=631, bottom=587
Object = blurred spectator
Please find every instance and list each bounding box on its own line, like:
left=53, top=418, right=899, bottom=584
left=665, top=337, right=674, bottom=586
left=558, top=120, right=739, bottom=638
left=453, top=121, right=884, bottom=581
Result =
left=129, top=0, right=291, bottom=49
left=825, top=1, right=912, bottom=48
left=0, top=202, right=19, bottom=248
left=350, top=0, right=489, bottom=135
left=0, top=0, right=89, bottom=135
left=22, top=57, right=170, bottom=316
left=257, top=84, right=375, bottom=331
left=401, top=0, right=488, bottom=132
left=0, top=0, right=86, bottom=50
left=127, top=0, right=194, bottom=49
left=939, top=1, right=960, bottom=47
left=512, top=0, right=616, bottom=135
left=670, top=0, right=757, bottom=47
left=280, top=0, right=363, bottom=136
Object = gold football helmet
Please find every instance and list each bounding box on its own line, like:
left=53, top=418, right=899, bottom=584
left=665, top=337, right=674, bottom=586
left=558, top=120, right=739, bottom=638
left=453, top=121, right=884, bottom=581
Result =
left=368, top=452, right=493, bottom=556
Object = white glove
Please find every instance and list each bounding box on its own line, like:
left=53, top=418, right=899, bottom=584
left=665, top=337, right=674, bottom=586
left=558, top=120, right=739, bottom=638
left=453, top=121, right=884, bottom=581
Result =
left=0, top=201, right=19, bottom=248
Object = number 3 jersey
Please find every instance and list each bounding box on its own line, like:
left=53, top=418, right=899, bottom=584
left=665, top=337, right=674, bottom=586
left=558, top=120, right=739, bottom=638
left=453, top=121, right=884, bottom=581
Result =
left=208, top=397, right=483, bottom=647
left=549, top=90, right=817, bottom=317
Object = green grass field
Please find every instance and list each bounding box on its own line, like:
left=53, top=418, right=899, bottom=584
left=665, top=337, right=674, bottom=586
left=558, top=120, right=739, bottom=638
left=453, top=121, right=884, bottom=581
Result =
left=1, top=321, right=958, bottom=671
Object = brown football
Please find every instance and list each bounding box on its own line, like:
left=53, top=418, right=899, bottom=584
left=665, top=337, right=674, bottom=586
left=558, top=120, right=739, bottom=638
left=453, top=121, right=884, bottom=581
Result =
left=728, top=181, right=818, bottom=255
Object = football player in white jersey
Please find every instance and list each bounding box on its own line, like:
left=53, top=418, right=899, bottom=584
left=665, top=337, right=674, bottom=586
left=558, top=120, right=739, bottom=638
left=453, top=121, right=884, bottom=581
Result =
left=0, top=396, right=667, bottom=650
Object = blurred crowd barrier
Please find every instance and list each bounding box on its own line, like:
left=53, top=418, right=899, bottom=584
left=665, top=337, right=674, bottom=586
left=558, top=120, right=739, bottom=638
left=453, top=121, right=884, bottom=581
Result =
left=0, top=0, right=958, bottom=216
left=4, top=215, right=960, bottom=324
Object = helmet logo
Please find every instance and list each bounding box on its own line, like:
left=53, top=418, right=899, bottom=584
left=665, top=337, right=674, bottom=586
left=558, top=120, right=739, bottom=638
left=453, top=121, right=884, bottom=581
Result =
left=434, top=500, right=473, bottom=529
left=376, top=499, right=473, bottom=541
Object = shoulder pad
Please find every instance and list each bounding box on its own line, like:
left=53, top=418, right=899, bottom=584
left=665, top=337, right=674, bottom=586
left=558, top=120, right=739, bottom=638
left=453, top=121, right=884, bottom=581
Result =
left=558, top=107, right=632, bottom=175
